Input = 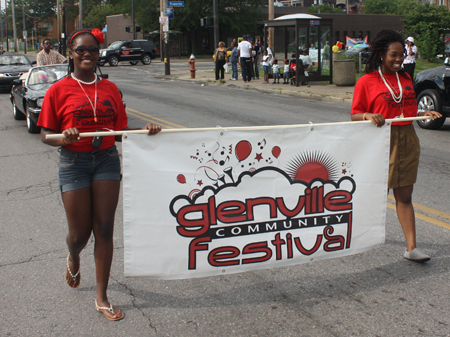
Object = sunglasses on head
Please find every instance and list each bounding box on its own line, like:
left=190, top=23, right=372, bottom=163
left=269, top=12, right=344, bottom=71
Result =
left=73, top=45, right=100, bottom=56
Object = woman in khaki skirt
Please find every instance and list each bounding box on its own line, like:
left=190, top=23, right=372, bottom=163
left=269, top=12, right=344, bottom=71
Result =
left=350, top=30, right=442, bottom=262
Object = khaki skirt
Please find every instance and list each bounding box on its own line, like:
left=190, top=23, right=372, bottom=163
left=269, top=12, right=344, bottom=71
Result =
left=389, top=124, right=420, bottom=189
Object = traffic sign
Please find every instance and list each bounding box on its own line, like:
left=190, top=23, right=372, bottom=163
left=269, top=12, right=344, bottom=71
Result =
left=159, top=16, right=168, bottom=24
left=168, top=1, right=184, bottom=7
left=166, top=7, right=173, bottom=14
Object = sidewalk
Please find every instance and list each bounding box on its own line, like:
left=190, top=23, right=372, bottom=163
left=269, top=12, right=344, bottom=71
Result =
left=161, top=62, right=356, bottom=106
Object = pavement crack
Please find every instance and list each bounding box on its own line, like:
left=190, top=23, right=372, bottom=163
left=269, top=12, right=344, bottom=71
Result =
left=111, top=275, right=158, bottom=333
left=0, top=249, right=65, bottom=268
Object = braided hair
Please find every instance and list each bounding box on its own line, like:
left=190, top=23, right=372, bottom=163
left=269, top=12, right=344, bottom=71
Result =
left=365, top=29, right=407, bottom=77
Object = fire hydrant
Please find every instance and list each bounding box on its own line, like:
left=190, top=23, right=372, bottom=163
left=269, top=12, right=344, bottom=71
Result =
left=188, top=54, right=196, bottom=79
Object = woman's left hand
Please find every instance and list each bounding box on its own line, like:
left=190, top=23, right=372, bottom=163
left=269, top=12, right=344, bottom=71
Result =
left=142, top=123, right=161, bottom=135
left=421, top=110, right=442, bottom=120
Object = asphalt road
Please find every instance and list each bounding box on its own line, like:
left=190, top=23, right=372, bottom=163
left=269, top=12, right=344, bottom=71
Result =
left=1, top=61, right=450, bottom=337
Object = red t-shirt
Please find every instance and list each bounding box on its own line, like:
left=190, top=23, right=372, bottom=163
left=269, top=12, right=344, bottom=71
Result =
left=38, top=76, right=128, bottom=151
left=351, top=71, right=417, bottom=126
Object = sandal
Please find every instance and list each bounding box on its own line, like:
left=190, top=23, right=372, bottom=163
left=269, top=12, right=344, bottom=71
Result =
left=65, top=252, right=80, bottom=288
left=95, top=300, right=124, bottom=321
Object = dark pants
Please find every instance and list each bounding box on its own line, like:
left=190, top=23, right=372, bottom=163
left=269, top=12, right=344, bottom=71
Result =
left=403, top=63, right=415, bottom=80
left=215, top=59, right=226, bottom=80
left=240, top=57, right=252, bottom=82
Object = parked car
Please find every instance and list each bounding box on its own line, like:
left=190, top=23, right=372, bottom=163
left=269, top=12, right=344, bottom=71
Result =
left=11, top=64, right=68, bottom=133
left=97, top=40, right=157, bottom=66
left=413, top=58, right=450, bottom=129
left=0, top=53, right=35, bottom=91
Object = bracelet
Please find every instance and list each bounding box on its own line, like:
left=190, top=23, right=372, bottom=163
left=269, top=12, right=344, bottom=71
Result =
left=363, top=112, right=367, bottom=120
left=62, top=138, right=68, bottom=146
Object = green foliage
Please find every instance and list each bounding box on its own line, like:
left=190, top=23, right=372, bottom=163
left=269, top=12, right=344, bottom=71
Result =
left=361, top=0, right=417, bottom=15
left=308, top=4, right=344, bottom=14
left=84, top=4, right=124, bottom=29
left=403, top=3, right=450, bottom=61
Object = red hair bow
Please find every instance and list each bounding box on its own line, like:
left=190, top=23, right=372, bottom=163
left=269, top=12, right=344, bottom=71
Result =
left=91, top=28, right=105, bottom=44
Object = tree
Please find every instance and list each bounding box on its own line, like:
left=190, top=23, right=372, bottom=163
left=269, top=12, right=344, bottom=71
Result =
left=308, top=4, right=344, bottom=14
left=114, top=0, right=265, bottom=53
left=361, top=0, right=417, bottom=15
left=403, top=3, right=450, bottom=61
left=84, top=4, right=124, bottom=29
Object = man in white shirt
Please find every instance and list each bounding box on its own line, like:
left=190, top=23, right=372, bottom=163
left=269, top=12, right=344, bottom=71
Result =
left=36, top=39, right=67, bottom=66
left=238, top=35, right=254, bottom=83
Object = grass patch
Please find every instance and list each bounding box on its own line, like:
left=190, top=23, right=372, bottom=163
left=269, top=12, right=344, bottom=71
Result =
left=219, top=79, right=226, bottom=84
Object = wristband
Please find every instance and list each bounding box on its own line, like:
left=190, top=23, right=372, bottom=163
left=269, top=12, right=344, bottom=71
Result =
left=363, top=113, right=367, bottom=120
left=62, top=138, right=68, bottom=145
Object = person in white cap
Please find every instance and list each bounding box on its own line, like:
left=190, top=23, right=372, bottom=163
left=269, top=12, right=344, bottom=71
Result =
left=403, top=36, right=417, bottom=80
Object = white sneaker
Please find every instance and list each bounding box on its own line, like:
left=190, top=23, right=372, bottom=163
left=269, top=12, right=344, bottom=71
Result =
left=231, top=78, right=236, bottom=81
left=403, top=248, right=430, bottom=262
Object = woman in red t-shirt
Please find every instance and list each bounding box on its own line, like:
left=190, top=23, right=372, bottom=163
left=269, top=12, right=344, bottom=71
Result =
left=38, top=29, right=161, bottom=321
left=351, top=30, right=441, bottom=263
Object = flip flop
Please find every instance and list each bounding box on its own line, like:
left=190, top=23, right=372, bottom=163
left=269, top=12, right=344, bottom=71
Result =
left=95, top=300, right=124, bottom=321
left=65, top=252, right=80, bottom=288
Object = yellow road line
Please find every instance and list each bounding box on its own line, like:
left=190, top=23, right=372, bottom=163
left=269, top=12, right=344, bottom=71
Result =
left=127, top=111, right=176, bottom=129
left=386, top=202, right=450, bottom=230
left=388, top=195, right=450, bottom=220
left=126, top=108, right=186, bottom=128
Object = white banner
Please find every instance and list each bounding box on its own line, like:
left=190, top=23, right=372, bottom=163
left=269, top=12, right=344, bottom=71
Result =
left=123, top=122, right=390, bottom=279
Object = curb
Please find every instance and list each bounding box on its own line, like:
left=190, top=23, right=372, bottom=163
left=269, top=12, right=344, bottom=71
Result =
left=157, top=74, right=353, bottom=106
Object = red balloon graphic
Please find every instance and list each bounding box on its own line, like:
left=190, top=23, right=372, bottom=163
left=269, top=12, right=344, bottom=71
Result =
left=235, top=141, right=252, bottom=161
left=177, top=174, right=186, bottom=184
left=272, top=146, right=281, bottom=158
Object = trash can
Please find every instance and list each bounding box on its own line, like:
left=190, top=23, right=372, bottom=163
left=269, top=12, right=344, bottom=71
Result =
left=333, top=59, right=356, bottom=86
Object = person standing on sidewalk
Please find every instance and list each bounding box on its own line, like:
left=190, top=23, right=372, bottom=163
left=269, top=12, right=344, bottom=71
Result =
left=214, top=41, right=228, bottom=81
left=350, top=29, right=441, bottom=263
left=262, top=49, right=270, bottom=84
left=403, top=36, right=417, bottom=80
left=238, top=35, right=253, bottom=83
left=230, top=41, right=239, bottom=80
left=38, top=28, right=161, bottom=321
left=252, top=38, right=260, bottom=80
left=36, top=39, right=67, bottom=66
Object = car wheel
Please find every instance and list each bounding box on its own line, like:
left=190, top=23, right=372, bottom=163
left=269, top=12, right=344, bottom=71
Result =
left=26, top=104, right=40, bottom=134
left=97, top=61, right=106, bottom=66
left=108, top=55, right=119, bottom=67
left=416, top=89, right=446, bottom=130
left=141, top=54, right=152, bottom=65
left=129, top=61, right=139, bottom=65
left=12, top=98, right=25, bottom=120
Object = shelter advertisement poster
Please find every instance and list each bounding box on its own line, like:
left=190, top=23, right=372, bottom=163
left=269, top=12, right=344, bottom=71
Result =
left=122, top=122, right=390, bottom=279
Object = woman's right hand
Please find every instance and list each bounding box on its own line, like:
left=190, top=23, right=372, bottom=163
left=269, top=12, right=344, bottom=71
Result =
left=365, top=113, right=385, bottom=127
left=62, top=128, right=81, bottom=145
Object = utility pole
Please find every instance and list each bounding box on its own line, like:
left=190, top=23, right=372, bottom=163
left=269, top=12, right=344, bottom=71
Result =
left=11, top=0, right=18, bottom=52
left=162, top=0, right=170, bottom=75
left=132, top=0, right=135, bottom=39
left=268, top=0, right=274, bottom=53
left=79, top=0, right=83, bottom=29
left=62, top=0, right=66, bottom=56
left=57, top=0, right=60, bottom=52
left=213, top=0, right=218, bottom=49
left=0, top=1, right=3, bottom=52
left=22, top=0, right=25, bottom=53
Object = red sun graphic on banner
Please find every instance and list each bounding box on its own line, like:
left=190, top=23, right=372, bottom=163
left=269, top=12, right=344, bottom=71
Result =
left=285, top=150, right=339, bottom=184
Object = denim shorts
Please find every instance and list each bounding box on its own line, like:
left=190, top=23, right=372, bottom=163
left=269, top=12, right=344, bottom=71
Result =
left=263, top=65, right=269, bottom=73
left=273, top=72, right=280, bottom=79
left=59, top=145, right=122, bottom=193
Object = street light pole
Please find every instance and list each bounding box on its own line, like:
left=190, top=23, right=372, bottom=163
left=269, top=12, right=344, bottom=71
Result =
left=213, top=0, right=218, bottom=49
left=79, top=0, right=83, bottom=29
left=132, top=0, right=135, bottom=40
left=11, top=0, right=18, bottom=52
left=0, top=1, right=3, bottom=52
left=22, top=0, right=26, bottom=53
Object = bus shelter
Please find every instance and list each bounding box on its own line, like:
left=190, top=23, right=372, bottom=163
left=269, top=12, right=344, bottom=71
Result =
left=264, top=14, right=333, bottom=86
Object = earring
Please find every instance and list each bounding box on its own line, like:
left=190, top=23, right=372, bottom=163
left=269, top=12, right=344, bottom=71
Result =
left=381, top=58, right=383, bottom=61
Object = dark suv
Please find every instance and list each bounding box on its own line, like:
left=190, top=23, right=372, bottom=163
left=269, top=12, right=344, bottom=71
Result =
left=98, top=40, right=156, bottom=67
left=413, top=58, right=450, bottom=129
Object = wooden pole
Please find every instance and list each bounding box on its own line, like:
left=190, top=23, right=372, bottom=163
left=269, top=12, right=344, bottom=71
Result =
left=46, top=117, right=434, bottom=139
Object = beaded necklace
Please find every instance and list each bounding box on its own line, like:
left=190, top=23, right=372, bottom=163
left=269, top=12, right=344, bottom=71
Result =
left=71, top=73, right=99, bottom=122
left=378, top=67, right=403, bottom=104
